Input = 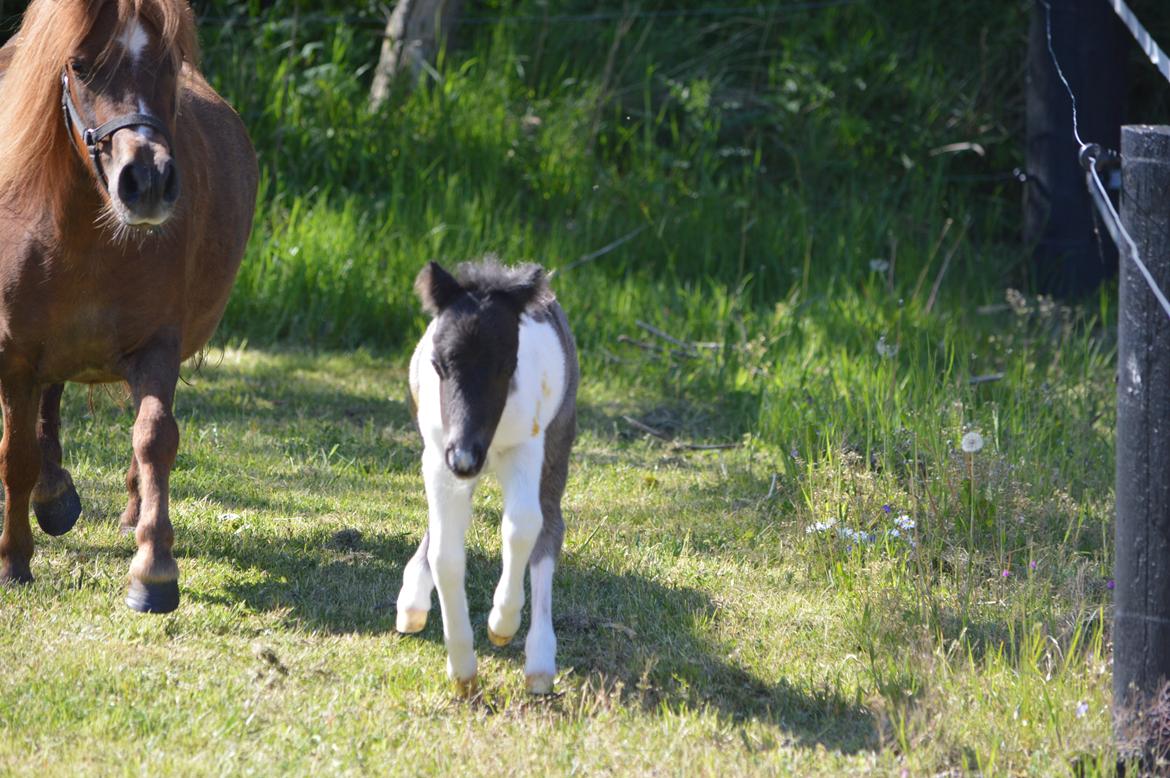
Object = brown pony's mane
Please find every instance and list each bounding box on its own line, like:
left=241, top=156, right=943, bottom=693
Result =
left=0, top=0, right=199, bottom=222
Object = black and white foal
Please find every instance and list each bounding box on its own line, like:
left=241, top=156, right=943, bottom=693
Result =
left=397, top=259, right=578, bottom=696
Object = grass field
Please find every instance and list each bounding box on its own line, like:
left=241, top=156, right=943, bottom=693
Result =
left=0, top=346, right=1115, bottom=774
left=2, top=0, right=1166, bottom=773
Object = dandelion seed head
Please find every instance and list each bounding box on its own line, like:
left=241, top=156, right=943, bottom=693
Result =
left=961, top=431, right=985, bottom=453
left=876, top=335, right=899, bottom=359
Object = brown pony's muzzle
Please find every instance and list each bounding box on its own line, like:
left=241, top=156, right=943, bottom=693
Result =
left=110, top=134, right=178, bottom=226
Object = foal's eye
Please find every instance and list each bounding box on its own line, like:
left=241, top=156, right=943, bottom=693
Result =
left=431, top=357, right=446, bottom=379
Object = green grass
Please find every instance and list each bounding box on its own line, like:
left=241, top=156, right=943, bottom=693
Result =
left=0, top=341, right=1116, bottom=775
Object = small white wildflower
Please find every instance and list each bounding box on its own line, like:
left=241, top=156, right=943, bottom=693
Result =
left=961, top=431, right=985, bottom=453
left=876, top=335, right=899, bottom=359
left=218, top=512, right=241, bottom=521
left=895, top=514, right=916, bottom=531
left=805, top=518, right=836, bottom=534
left=1075, top=701, right=1089, bottom=718
left=869, top=258, right=890, bottom=273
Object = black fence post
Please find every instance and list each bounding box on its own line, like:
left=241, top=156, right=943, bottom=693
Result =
left=1115, top=125, right=1170, bottom=763
left=1025, top=0, right=1127, bottom=297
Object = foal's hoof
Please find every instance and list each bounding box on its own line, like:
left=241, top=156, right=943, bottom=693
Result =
left=526, top=673, right=555, bottom=695
left=396, top=608, right=428, bottom=634
left=33, top=484, right=82, bottom=537
left=452, top=675, right=479, bottom=699
left=126, top=578, right=180, bottom=614
left=486, top=625, right=513, bottom=647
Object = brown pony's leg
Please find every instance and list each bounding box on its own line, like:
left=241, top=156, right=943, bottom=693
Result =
left=0, top=377, right=44, bottom=584
left=31, top=383, right=83, bottom=536
left=119, top=455, right=141, bottom=534
left=121, top=336, right=181, bottom=613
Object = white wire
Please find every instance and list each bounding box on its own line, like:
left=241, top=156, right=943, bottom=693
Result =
left=1108, top=0, right=1170, bottom=85
left=1085, top=157, right=1170, bottom=321
left=1040, top=0, right=1084, bottom=148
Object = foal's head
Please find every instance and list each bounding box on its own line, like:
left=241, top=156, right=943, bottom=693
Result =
left=0, top=0, right=197, bottom=227
left=416, top=260, right=550, bottom=479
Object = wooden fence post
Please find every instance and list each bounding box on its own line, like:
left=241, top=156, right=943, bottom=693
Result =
left=1115, top=124, right=1170, bottom=764
left=369, top=0, right=464, bottom=111
left=1025, top=0, right=1126, bottom=297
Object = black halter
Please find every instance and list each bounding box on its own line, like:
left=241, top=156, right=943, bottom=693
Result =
left=60, top=71, right=173, bottom=188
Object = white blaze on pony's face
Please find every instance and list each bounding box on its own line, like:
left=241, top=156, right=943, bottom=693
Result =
left=66, top=5, right=182, bottom=227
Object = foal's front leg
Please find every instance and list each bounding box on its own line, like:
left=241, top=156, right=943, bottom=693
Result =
left=422, top=445, right=478, bottom=696
left=486, top=441, right=543, bottom=648
left=121, top=336, right=182, bottom=613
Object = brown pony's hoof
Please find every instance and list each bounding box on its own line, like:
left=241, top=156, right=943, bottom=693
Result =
left=126, top=578, right=179, bottom=614
left=0, top=562, right=33, bottom=585
left=33, top=484, right=82, bottom=537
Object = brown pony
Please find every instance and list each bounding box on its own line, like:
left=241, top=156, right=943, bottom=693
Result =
left=0, top=0, right=257, bottom=612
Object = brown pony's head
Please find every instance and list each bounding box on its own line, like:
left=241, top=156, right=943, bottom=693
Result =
left=0, top=0, right=198, bottom=228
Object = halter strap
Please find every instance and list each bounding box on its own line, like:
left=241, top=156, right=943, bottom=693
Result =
left=60, top=71, right=173, bottom=187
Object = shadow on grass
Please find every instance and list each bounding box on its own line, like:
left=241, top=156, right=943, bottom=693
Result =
left=155, top=517, right=877, bottom=753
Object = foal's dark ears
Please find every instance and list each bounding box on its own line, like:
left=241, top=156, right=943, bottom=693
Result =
left=415, top=261, right=465, bottom=315
left=497, top=264, right=549, bottom=314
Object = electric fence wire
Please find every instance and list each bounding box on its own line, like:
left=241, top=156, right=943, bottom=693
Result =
left=1041, top=0, right=1170, bottom=321
left=1108, top=0, right=1170, bottom=85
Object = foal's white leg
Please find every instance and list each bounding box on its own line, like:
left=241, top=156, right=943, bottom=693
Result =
left=421, top=445, right=478, bottom=695
left=487, top=441, right=543, bottom=646
left=525, top=554, right=557, bottom=694
left=395, top=532, right=432, bottom=634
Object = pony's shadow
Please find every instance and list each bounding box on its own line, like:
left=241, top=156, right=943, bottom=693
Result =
left=174, top=520, right=876, bottom=753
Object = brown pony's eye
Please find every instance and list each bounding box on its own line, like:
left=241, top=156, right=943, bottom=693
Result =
left=70, top=58, right=91, bottom=80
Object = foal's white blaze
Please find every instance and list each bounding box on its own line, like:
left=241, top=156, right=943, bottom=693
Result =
left=402, top=311, right=570, bottom=691
left=117, top=19, right=150, bottom=66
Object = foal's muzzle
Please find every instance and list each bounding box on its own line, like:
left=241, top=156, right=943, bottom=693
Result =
left=445, top=442, right=485, bottom=479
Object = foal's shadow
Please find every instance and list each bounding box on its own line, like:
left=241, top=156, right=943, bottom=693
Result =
left=176, top=519, right=875, bottom=753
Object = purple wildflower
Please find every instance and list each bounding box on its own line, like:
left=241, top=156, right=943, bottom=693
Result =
left=1029, top=560, right=1038, bottom=570
left=1107, top=579, right=1116, bottom=590
left=1001, top=569, right=1011, bottom=578
left=882, top=504, right=892, bottom=514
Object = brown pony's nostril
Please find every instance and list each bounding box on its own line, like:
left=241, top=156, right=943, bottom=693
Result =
left=161, top=160, right=179, bottom=205
left=117, top=163, right=147, bottom=205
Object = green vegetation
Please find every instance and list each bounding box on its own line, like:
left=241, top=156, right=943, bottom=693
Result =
left=2, top=0, right=1161, bottom=772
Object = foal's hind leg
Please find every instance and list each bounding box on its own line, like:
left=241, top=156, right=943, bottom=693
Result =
left=31, top=383, right=83, bottom=536
left=396, top=530, right=433, bottom=633
left=525, top=416, right=572, bottom=694
left=121, top=336, right=182, bottom=613
left=0, top=377, right=44, bottom=584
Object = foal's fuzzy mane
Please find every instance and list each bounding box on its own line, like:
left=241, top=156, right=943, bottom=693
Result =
left=453, top=256, right=554, bottom=311
left=0, top=0, right=198, bottom=221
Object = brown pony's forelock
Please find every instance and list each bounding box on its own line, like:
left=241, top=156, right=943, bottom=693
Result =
left=0, top=0, right=199, bottom=223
